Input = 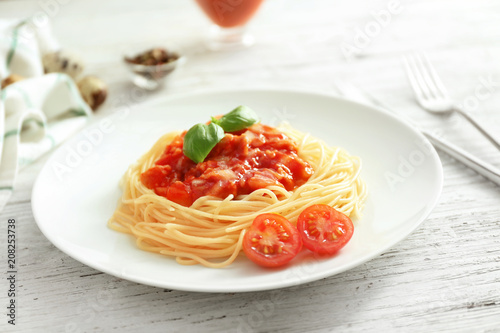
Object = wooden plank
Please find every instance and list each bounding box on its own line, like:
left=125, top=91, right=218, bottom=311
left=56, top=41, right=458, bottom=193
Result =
left=1, top=0, right=500, bottom=332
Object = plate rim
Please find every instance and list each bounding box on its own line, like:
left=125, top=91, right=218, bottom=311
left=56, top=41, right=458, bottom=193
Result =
left=31, top=88, right=443, bottom=292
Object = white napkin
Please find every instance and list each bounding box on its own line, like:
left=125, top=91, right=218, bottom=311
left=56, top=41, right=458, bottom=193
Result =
left=0, top=19, right=92, bottom=211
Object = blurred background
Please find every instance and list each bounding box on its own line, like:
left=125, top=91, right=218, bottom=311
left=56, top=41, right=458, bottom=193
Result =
left=2, top=0, right=500, bottom=109
left=1, top=1, right=500, bottom=332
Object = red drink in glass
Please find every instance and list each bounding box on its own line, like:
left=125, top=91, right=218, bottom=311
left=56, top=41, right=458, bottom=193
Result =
left=195, top=0, right=264, bottom=28
left=194, top=0, right=265, bottom=50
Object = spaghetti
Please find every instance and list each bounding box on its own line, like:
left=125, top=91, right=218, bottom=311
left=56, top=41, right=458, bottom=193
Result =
left=108, top=123, right=367, bottom=268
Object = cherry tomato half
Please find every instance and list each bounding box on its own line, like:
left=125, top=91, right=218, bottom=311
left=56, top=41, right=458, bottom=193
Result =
left=243, top=213, right=302, bottom=268
left=297, top=204, right=354, bottom=255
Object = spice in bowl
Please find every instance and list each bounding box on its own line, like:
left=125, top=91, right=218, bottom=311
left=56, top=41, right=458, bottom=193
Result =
left=123, top=47, right=183, bottom=90
left=124, top=48, right=178, bottom=66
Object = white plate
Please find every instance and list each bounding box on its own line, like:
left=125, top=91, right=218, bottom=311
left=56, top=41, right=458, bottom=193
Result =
left=32, top=89, right=443, bottom=292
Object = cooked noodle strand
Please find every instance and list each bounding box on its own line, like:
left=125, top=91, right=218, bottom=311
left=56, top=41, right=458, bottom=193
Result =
left=108, top=125, right=367, bottom=268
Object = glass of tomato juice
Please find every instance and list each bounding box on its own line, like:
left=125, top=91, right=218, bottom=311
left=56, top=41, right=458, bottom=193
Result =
left=194, top=0, right=265, bottom=50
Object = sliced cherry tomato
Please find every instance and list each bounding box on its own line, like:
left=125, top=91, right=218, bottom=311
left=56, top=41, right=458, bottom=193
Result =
left=243, top=213, right=302, bottom=268
left=297, top=204, right=354, bottom=255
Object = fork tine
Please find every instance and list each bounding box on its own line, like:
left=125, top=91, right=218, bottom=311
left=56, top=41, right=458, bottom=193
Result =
left=403, top=54, right=431, bottom=102
left=421, top=53, right=449, bottom=98
left=403, top=56, right=423, bottom=99
left=413, top=53, right=440, bottom=99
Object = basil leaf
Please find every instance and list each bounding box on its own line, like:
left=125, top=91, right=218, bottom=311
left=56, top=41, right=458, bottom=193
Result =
left=210, top=116, right=221, bottom=126
left=183, top=123, right=225, bottom=163
left=216, top=105, right=259, bottom=132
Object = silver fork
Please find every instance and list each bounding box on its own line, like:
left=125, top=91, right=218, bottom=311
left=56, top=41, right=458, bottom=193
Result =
left=403, top=53, right=500, bottom=151
left=332, top=80, right=500, bottom=186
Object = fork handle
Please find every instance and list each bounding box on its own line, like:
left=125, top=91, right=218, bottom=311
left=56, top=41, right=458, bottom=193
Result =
left=423, top=130, right=500, bottom=185
left=454, top=107, right=500, bottom=151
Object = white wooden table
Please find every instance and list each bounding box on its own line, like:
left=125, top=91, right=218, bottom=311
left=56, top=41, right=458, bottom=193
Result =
left=2, top=0, right=500, bottom=332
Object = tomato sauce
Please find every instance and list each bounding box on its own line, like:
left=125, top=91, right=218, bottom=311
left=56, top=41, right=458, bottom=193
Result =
left=195, top=0, right=264, bottom=28
left=141, top=124, right=314, bottom=206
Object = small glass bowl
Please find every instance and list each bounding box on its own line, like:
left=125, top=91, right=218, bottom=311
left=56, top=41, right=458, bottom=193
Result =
left=123, top=47, right=185, bottom=90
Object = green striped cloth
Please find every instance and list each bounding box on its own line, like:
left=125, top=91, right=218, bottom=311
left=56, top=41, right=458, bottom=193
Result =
left=1, top=18, right=59, bottom=78
left=0, top=19, right=92, bottom=211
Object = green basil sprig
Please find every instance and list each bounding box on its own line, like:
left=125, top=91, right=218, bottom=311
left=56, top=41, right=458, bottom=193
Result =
left=183, top=123, right=225, bottom=164
left=183, top=105, right=259, bottom=163
left=212, top=105, right=259, bottom=133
